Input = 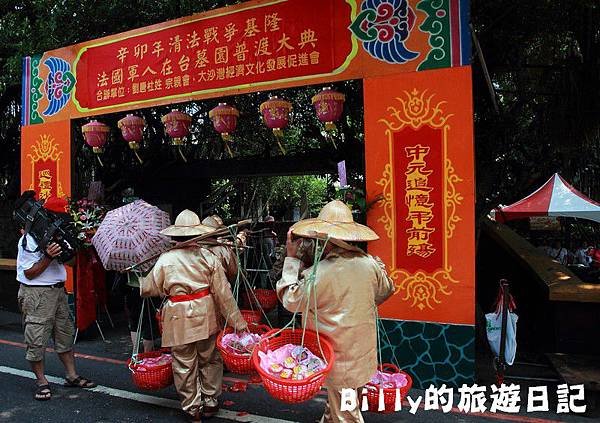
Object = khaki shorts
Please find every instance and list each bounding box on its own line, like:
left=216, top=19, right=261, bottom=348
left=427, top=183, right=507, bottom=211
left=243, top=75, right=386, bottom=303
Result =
left=17, top=284, right=75, bottom=362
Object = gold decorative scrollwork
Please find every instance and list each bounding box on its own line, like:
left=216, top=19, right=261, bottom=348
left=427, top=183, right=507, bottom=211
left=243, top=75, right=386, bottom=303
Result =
left=28, top=134, right=62, bottom=163
left=446, top=159, right=463, bottom=239
left=375, top=163, right=393, bottom=239
left=391, top=267, right=459, bottom=311
left=27, top=134, right=64, bottom=197
left=379, top=88, right=454, bottom=131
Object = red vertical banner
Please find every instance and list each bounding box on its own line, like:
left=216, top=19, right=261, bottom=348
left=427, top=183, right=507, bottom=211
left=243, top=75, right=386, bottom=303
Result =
left=393, top=126, right=444, bottom=273
left=21, top=120, right=71, bottom=201
left=21, top=120, right=74, bottom=293
left=75, top=249, right=97, bottom=331
left=365, top=67, right=475, bottom=325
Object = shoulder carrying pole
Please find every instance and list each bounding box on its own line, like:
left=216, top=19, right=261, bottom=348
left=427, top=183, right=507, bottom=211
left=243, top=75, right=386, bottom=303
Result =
left=124, top=219, right=252, bottom=272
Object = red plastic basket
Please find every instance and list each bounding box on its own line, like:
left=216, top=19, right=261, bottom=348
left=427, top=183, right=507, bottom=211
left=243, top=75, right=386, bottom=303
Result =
left=251, top=328, right=335, bottom=404
left=365, top=364, right=412, bottom=413
left=241, top=309, right=262, bottom=324
left=217, top=324, right=271, bottom=374
left=243, top=289, right=279, bottom=312
left=128, top=351, right=174, bottom=390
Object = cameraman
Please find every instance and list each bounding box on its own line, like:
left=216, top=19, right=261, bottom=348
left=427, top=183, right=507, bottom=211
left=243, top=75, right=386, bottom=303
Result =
left=16, top=196, right=96, bottom=401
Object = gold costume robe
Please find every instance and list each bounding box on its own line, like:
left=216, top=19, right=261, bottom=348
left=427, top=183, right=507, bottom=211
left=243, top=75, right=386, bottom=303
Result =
left=277, top=247, right=395, bottom=422
left=140, top=246, right=246, bottom=347
left=205, top=244, right=239, bottom=283
left=140, top=246, right=246, bottom=416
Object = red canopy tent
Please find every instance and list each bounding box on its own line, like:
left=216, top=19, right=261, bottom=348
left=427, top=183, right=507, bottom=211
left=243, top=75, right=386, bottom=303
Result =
left=493, top=173, right=600, bottom=224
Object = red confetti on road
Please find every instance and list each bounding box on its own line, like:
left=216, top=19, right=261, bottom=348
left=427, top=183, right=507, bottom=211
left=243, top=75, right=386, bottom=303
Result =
left=231, top=381, right=248, bottom=392
left=223, top=400, right=235, bottom=406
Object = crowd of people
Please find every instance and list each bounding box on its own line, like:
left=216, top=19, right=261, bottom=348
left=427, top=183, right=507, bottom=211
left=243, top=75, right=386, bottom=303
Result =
left=536, top=239, right=600, bottom=268
left=15, top=194, right=395, bottom=423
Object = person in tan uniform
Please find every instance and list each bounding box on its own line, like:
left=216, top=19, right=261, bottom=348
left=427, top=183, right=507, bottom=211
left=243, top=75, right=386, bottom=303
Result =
left=140, top=210, right=248, bottom=422
left=201, top=214, right=239, bottom=283
left=277, top=200, right=395, bottom=423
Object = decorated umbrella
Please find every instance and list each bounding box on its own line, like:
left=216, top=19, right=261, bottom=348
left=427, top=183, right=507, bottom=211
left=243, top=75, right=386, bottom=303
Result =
left=91, top=200, right=171, bottom=272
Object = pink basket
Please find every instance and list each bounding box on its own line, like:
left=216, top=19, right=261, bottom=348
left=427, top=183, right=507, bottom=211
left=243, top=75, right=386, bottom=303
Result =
left=365, top=364, right=412, bottom=413
left=217, top=324, right=272, bottom=374
left=128, top=351, right=173, bottom=390
left=251, top=328, right=335, bottom=403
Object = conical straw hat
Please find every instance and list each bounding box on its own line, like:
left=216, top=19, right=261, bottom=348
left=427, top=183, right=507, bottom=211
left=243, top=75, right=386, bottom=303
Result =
left=160, top=209, right=215, bottom=236
left=291, top=200, right=379, bottom=242
left=202, top=214, right=225, bottom=229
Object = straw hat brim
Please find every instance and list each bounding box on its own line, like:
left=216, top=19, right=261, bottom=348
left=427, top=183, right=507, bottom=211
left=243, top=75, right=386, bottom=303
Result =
left=160, top=223, right=216, bottom=237
left=201, top=218, right=225, bottom=229
left=290, top=218, right=379, bottom=242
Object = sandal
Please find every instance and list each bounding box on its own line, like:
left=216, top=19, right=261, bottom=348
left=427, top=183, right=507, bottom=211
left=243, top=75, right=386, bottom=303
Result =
left=203, top=403, right=219, bottom=418
left=188, top=409, right=202, bottom=422
left=34, top=384, right=51, bottom=401
left=64, top=376, right=97, bottom=388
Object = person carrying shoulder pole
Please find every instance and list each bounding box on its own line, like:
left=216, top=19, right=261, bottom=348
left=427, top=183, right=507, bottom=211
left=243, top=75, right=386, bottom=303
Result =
left=140, top=210, right=248, bottom=422
left=201, top=214, right=244, bottom=284
left=277, top=200, right=396, bottom=423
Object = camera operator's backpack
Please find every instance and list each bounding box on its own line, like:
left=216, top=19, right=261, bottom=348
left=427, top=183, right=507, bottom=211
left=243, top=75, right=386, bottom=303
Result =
left=14, top=191, right=80, bottom=263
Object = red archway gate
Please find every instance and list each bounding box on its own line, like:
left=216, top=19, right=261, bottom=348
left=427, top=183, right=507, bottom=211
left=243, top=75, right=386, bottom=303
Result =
left=21, top=0, right=475, bottom=388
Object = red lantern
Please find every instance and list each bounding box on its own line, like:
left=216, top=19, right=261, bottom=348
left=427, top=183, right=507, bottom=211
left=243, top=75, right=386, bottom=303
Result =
left=161, top=110, right=192, bottom=162
left=312, top=87, right=345, bottom=147
left=117, top=114, right=145, bottom=164
left=161, top=110, right=192, bottom=145
left=260, top=96, right=292, bottom=155
left=208, top=103, right=239, bottom=157
left=82, top=120, right=110, bottom=166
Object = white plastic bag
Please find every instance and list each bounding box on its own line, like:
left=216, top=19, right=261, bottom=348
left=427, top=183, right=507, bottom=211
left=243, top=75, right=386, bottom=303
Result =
left=485, top=311, right=518, bottom=365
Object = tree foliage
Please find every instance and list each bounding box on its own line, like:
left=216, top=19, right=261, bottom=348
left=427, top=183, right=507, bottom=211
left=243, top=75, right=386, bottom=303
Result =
left=472, top=0, right=600, bottom=215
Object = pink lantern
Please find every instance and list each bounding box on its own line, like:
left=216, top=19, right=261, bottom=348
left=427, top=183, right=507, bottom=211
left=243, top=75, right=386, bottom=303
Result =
left=260, top=96, right=292, bottom=155
left=117, top=114, right=146, bottom=164
left=208, top=103, right=239, bottom=157
left=311, top=87, right=346, bottom=132
left=82, top=120, right=110, bottom=166
left=161, top=110, right=192, bottom=146
left=161, top=110, right=192, bottom=162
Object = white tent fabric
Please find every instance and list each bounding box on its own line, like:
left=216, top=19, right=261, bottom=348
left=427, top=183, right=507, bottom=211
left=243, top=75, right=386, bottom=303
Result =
left=495, top=173, right=600, bottom=224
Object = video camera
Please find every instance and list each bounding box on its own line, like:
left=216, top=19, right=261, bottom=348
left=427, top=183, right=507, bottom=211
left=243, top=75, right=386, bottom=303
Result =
left=13, top=191, right=80, bottom=263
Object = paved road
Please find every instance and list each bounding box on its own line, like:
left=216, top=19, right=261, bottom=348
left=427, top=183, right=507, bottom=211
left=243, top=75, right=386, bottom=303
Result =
left=0, top=310, right=592, bottom=423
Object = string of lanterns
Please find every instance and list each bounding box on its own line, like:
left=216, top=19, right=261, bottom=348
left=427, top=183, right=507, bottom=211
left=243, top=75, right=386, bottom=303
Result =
left=82, top=87, right=345, bottom=163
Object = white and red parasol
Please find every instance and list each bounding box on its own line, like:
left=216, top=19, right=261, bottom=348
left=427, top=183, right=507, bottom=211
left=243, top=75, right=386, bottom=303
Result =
left=92, top=200, right=171, bottom=272
left=493, top=173, right=600, bottom=224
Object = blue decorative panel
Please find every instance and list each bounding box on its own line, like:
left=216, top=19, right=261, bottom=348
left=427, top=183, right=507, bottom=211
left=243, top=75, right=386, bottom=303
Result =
left=378, top=319, right=475, bottom=389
